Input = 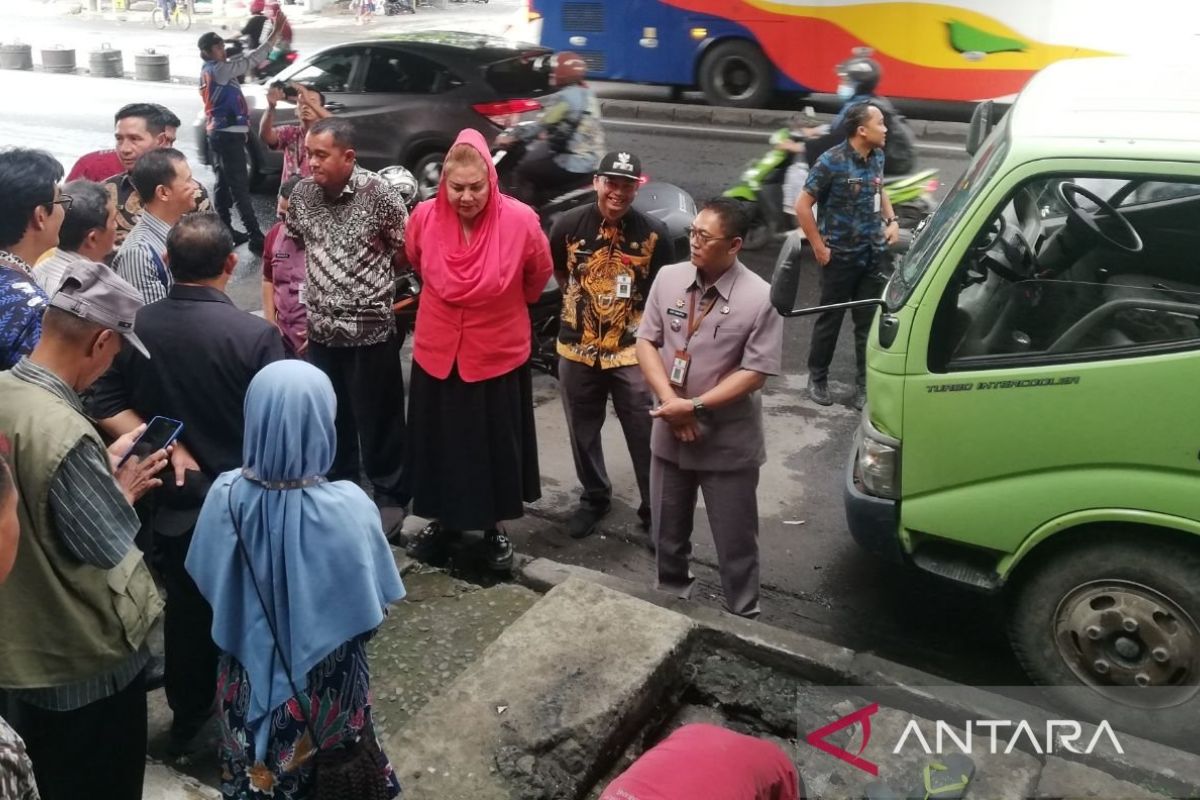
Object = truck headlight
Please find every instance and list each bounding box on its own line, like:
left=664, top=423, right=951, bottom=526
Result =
left=858, top=430, right=900, bottom=500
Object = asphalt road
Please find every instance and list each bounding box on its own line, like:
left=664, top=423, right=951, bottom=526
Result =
left=2, top=69, right=1028, bottom=687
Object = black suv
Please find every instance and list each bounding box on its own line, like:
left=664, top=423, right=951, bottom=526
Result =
left=194, top=31, right=552, bottom=195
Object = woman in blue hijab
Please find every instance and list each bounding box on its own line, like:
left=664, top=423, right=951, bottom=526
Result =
left=187, top=360, right=405, bottom=799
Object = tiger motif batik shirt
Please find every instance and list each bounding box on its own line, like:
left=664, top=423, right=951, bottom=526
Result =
left=549, top=204, right=675, bottom=369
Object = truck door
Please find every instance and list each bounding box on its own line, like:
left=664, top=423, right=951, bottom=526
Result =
left=899, top=162, right=1200, bottom=559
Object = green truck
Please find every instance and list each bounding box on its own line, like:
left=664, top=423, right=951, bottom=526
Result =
left=773, top=56, right=1200, bottom=742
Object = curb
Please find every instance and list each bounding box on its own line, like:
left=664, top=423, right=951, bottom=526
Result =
left=601, top=98, right=970, bottom=144
left=514, top=556, right=1200, bottom=797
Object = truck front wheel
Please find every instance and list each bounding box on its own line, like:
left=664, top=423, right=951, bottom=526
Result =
left=1008, top=533, right=1200, bottom=745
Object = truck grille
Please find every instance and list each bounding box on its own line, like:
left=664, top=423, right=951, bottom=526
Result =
left=563, top=2, right=604, bottom=32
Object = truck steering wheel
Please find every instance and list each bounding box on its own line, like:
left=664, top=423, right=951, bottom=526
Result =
left=1056, top=182, right=1143, bottom=253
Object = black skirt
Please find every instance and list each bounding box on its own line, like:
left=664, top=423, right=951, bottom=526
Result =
left=404, top=360, right=541, bottom=531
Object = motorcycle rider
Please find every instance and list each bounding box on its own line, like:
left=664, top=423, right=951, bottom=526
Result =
left=241, top=0, right=269, bottom=49
left=806, top=54, right=916, bottom=176
left=499, top=51, right=604, bottom=207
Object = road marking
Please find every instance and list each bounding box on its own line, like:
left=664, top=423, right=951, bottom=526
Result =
left=603, top=118, right=965, bottom=154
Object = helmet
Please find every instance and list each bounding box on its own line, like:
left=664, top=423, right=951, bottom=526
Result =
left=836, top=55, right=881, bottom=96
left=551, top=51, right=588, bottom=87
left=380, top=166, right=419, bottom=207
left=249, top=0, right=266, bottom=13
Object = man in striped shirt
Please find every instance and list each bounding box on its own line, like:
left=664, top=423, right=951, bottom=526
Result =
left=0, top=260, right=169, bottom=800
left=113, top=149, right=198, bottom=304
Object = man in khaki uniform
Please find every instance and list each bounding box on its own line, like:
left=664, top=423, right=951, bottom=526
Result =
left=635, top=198, right=784, bottom=618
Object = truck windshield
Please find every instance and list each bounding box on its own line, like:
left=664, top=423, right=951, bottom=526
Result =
left=885, top=117, right=1011, bottom=310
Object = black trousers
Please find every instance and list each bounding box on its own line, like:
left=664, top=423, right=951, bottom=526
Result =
left=159, top=528, right=218, bottom=739
left=558, top=358, right=653, bottom=514
left=309, top=335, right=408, bottom=505
left=807, top=250, right=888, bottom=386
left=6, top=671, right=147, bottom=800
left=208, top=131, right=263, bottom=239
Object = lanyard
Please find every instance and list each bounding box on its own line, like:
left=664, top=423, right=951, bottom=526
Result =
left=685, top=286, right=720, bottom=350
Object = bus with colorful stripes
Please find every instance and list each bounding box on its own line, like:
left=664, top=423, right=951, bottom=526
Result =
left=524, top=0, right=1196, bottom=108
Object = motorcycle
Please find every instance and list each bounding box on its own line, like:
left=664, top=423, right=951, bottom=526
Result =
left=224, top=35, right=299, bottom=82
left=490, top=123, right=596, bottom=221
left=382, top=152, right=697, bottom=377
left=724, top=122, right=939, bottom=252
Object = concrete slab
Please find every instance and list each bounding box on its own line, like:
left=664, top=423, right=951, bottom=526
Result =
left=1033, top=757, right=1176, bottom=799
left=519, top=557, right=857, bottom=683
left=385, top=577, right=695, bottom=800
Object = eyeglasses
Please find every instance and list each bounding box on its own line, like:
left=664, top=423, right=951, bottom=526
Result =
left=686, top=226, right=732, bottom=245
left=49, top=194, right=73, bottom=212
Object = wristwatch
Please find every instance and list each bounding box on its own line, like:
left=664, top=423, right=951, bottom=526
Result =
left=692, top=398, right=709, bottom=419
left=884, top=216, right=899, bottom=226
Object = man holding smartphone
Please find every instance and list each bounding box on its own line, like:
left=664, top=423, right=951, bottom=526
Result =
left=260, top=81, right=330, bottom=189
left=0, top=260, right=167, bottom=800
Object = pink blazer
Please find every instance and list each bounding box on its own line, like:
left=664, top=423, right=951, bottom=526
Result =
left=406, top=201, right=552, bottom=383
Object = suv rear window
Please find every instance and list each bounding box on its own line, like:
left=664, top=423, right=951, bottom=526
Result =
left=485, top=52, right=552, bottom=98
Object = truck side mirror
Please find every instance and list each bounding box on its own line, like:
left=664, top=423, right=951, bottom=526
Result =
left=965, top=100, right=996, bottom=157
left=769, top=230, right=886, bottom=318
left=769, top=231, right=805, bottom=315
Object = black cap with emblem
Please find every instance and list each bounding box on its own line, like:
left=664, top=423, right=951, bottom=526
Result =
left=595, top=151, right=642, bottom=181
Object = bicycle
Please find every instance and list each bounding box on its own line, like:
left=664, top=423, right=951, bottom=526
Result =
left=151, top=0, right=192, bottom=30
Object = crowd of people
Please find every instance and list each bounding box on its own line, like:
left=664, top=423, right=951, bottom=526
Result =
left=0, top=12, right=905, bottom=794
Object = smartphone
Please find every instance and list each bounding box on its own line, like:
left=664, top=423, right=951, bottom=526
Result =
left=118, top=416, right=183, bottom=468
left=271, top=80, right=298, bottom=99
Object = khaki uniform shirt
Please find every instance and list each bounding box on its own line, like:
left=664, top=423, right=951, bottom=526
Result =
left=637, top=260, right=783, bottom=471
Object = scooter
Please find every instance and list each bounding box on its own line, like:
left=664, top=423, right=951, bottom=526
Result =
left=723, top=126, right=809, bottom=251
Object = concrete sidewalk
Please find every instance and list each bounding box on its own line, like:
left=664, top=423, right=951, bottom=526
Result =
left=3, top=0, right=530, bottom=84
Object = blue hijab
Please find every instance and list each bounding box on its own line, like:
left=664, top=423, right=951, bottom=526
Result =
left=187, top=360, right=406, bottom=762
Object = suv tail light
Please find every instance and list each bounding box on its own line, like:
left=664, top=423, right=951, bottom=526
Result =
left=473, top=98, right=542, bottom=127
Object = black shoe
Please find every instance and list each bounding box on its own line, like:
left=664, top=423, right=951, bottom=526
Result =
left=229, top=228, right=250, bottom=246
left=143, top=654, right=165, bottom=692
left=248, top=235, right=265, bottom=256
left=406, top=520, right=451, bottom=562
left=808, top=376, right=833, bottom=406
left=566, top=504, right=609, bottom=539
left=484, top=527, right=514, bottom=572
left=853, top=385, right=867, bottom=411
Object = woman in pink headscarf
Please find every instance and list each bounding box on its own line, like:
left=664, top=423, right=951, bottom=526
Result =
left=403, top=128, right=553, bottom=572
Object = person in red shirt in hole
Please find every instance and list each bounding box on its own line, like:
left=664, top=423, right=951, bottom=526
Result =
left=260, top=175, right=308, bottom=357
left=600, top=723, right=803, bottom=800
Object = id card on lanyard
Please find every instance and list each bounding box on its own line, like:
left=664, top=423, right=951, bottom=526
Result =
left=669, top=288, right=719, bottom=390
